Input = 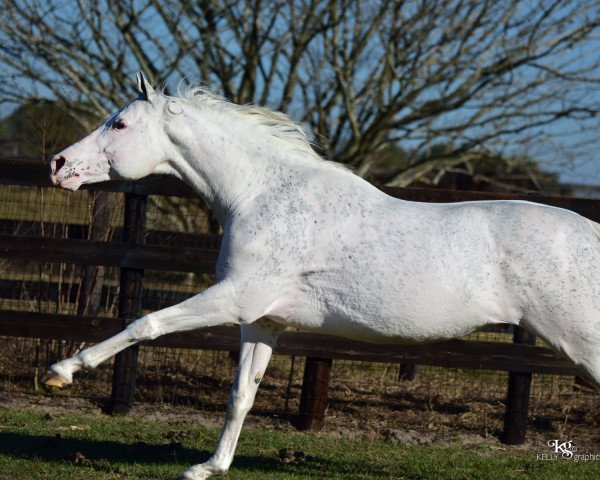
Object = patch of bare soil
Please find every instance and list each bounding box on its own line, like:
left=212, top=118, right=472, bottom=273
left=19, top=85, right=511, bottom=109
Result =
left=2, top=387, right=598, bottom=458
left=1, top=341, right=598, bottom=456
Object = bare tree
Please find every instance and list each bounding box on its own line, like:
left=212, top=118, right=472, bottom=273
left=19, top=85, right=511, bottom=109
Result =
left=1, top=0, right=599, bottom=184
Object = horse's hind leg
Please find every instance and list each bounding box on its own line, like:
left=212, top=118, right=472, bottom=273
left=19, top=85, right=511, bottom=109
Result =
left=522, top=310, right=600, bottom=390
left=576, top=361, right=600, bottom=389
left=564, top=340, right=600, bottom=389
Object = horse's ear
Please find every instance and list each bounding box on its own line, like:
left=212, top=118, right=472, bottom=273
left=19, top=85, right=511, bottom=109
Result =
left=136, top=72, right=156, bottom=101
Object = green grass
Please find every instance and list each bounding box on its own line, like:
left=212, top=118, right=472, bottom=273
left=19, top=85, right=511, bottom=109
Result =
left=1, top=406, right=599, bottom=479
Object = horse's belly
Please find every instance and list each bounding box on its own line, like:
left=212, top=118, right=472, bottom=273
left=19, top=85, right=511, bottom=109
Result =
left=325, top=288, right=506, bottom=343
left=268, top=272, right=510, bottom=344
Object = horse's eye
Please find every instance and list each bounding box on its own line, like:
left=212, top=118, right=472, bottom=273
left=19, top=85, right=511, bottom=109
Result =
left=112, top=119, right=127, bottom=130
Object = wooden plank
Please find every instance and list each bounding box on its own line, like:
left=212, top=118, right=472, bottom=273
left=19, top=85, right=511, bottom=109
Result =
left=0, top=158, right=131, bottom=192
left=0, top=310, right=238, bottom=351
left=0, top=278, right=200, bottom=313
left=3, top=159, right=600, bottom=220
left=0, top=159, right=197, bottom=197
left=0, top=219, right=222, bottom=249
left=275, top=333, right=579, bottom=375
left=0, top=310, right=123, bottom=341
left=0, top=310, right=580, bottom=376
left=0, top=159, right=55, bottom=188
left=129, top=175, right=198, bottom=198
left=0, top=234, right=218, bottom=273
left=381, top=186, right=600, bottom=223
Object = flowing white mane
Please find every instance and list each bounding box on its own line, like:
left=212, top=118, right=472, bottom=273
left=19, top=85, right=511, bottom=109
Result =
left=180, top=86, right=327, bottom=163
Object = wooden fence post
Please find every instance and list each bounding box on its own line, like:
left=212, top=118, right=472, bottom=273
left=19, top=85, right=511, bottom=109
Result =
left=502, top=326, right=536, bottom=444
left=295, top=356, right=332, bottom=431
left=109, top=192, right=147, bottom=414
left=398, top=363, right=421, bottom=381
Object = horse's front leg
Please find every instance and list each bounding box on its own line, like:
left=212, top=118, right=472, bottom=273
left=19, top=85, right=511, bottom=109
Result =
left=41, top=280, right=240, bottom=387
left=180, top=319, right=284, bottom=480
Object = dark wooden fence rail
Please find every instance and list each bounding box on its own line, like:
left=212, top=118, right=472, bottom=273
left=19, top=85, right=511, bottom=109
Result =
left=0, top=310, right=579, bottom=375
left=0, top=159, right=597, bottom=444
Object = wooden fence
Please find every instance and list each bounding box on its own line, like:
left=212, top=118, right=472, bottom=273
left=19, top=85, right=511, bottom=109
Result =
left=0, top=158, right=597, bottom=444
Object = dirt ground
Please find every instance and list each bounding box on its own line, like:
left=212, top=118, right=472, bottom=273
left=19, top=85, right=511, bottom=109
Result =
left=1, top=340, right=599, bottom=458
left=1, top=384, right=598, bottom=458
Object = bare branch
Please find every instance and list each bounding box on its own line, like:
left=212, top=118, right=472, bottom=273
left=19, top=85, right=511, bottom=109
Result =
left=1, top=0, right=599, bottom=184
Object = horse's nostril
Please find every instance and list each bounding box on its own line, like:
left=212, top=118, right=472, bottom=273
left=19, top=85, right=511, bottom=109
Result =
left=53, top=156, right=66, bottom=174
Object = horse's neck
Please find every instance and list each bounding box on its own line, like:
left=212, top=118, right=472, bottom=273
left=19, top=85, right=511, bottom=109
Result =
left=168, top=112, right=313, bottom=225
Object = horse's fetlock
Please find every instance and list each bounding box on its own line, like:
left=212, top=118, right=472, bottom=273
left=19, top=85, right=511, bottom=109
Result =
left=78, top=350, right=96, bottom=368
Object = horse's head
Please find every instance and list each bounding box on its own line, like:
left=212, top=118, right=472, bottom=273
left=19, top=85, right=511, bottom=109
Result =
left=50, top=73, right=181, bottom=190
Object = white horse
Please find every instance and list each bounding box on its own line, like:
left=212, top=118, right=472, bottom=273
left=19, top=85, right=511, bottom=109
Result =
left=44, top=73, right=600, bottom=479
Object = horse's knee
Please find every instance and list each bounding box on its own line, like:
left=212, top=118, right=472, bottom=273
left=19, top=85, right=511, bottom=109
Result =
left=228, top=399, right=251, bottom=420
left=126, top=315, right=162, bottom=341
left=227, top=391, right=254, bottom=420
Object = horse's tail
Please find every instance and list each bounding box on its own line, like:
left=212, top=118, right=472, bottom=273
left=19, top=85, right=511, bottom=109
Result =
left=587, top=219, right=600, bottom=240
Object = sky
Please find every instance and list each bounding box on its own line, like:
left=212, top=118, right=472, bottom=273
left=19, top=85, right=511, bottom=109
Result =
left=2, top=1, right=600, bottom=189
left=531, top=118, right=600, bottom=187
left=554, top=158, right=600, bottom=187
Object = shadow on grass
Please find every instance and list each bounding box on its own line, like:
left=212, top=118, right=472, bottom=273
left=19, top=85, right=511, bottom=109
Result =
left=0, top=431, right=274, bottom=471
left=0, top=431, right=390, bottom=478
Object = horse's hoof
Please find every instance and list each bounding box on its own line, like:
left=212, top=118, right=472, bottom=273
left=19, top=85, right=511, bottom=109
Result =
left=177, top=473, right=209, bottom=480
left=177, top=466, right=215, bottom=480
left=177, top=473, right=205, bottom=480
left=40, top=370, right=70, bottom=389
